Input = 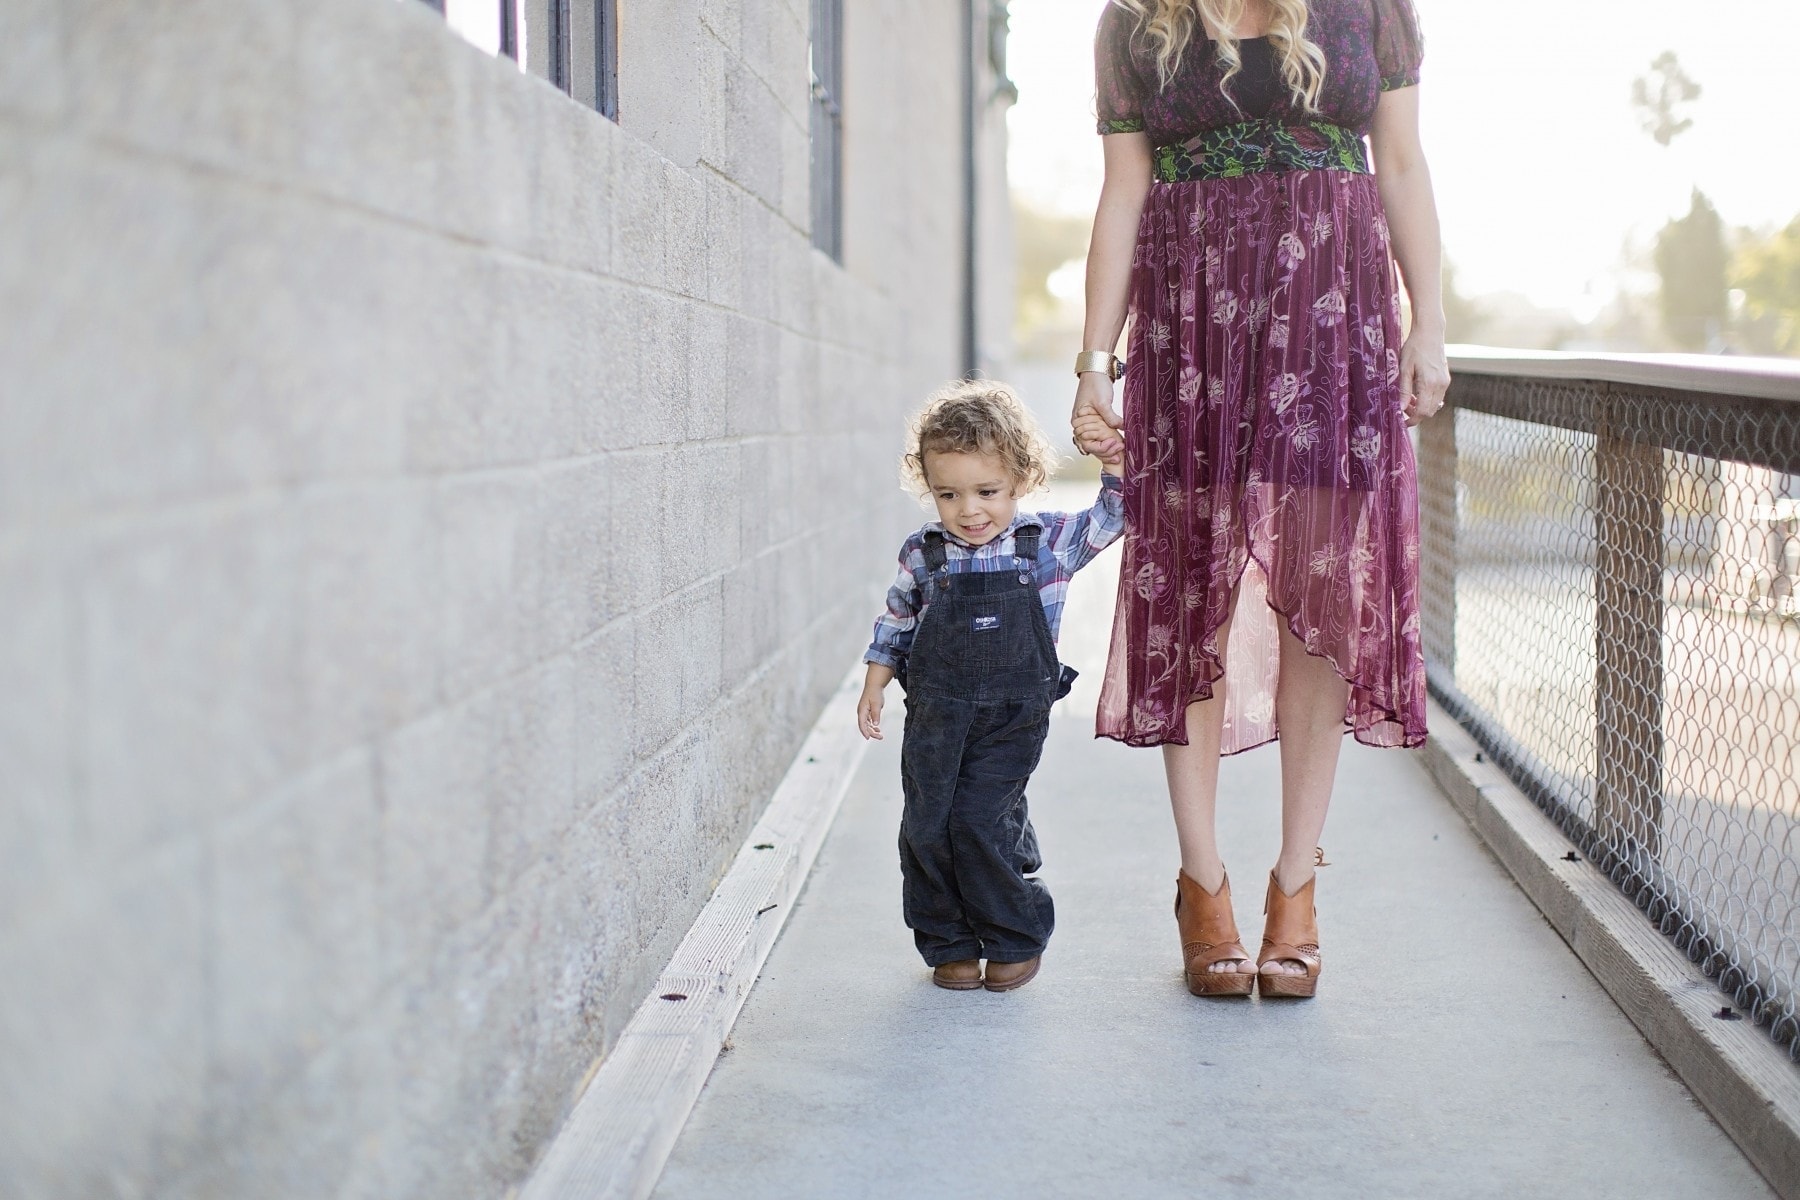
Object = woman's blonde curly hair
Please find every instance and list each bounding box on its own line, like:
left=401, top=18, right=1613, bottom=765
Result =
left=901, top=379, right=1058, bottom=497
left=1114, top=0, right=1327, bottom=113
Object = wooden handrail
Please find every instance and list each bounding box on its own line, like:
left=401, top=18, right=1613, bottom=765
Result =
left=1447, top=346, right=1800, bottom=404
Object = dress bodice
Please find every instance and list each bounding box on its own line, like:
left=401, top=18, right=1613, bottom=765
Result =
left=1095, top=0, right=1424, bottom=142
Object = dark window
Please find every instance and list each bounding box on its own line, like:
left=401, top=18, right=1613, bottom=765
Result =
left=809, top=0, right=844, bottom=261
left=436, top=1, right=618, bottom=122
left=568, top=0, right=620, bottom=120
left=548, top=0, right=570, bottom=89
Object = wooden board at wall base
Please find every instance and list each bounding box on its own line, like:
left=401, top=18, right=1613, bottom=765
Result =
left=520, top=665, right=871, bottom=1200
left=1420, top=698, right=1800, bottom=1200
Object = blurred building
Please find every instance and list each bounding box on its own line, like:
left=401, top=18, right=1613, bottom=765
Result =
left=0, top=0, right=1011, bottom=1194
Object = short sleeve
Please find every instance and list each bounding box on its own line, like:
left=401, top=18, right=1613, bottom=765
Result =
left=1095, top=3, right=1147, bottom=134
left=1372, top=0, right=1424, bottom=91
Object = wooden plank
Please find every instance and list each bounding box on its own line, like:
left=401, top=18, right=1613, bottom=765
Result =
left=1447, top=368, right=1800, bottom=475
left=520, top=666, right=871, bottom=1200
left=1594, top=395, right=1665, bottom=858
left=1448, top=345, right=1800, bottom=404
left=1417, top=400, right=1458, bottom=674
left=524, top=1027, right=718, bottom=1200
left=1421, top=698, right=1800, bottom=1199
left=661, top=844, right=798, bottom=979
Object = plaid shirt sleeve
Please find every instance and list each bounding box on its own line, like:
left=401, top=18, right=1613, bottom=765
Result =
left=1042, top=472, right=1126, bottom=577
left=865, top=536, right=926, bottom=671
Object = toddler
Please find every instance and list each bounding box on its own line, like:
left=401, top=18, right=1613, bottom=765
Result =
left=858, top=380, right=1124, bottom=991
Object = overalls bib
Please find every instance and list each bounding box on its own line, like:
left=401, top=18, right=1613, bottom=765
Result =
left=897, top=524, right=1070, bottom=966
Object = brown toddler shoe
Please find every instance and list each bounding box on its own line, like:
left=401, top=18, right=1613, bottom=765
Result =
left=982, top=956, right=1041, bottom=992
left=932, top=959, right=983, bottom=990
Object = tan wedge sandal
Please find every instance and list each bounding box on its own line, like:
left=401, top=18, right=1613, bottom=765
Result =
left=1256, top=852, right=1325, bottom=999
left=1175, top=870, right=1256, bottom=997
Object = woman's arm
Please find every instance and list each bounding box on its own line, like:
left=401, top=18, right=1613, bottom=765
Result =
left=1074, top=132, right=1155, bottom=455
left=1369, top=86, right=1450, bottom=426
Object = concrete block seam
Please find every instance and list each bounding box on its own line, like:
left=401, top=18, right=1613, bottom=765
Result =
left=697, top=26, right=810, bottom=135
left=31, top=88, right=630, bottom=291
left=617, top=598, right=838, bottom=770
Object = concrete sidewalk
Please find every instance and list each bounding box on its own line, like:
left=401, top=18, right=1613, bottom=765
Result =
left=653, top=486, right=1773, bottom=1200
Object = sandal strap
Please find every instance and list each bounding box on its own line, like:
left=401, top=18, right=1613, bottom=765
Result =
left=1186, top=938, right=1251, bottom=968
left=1257, top=939, right=1321, bottom=970
left=1260, top=935, right=1317, bottom=964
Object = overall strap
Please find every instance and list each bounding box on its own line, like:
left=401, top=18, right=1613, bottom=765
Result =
left=1013, top=523, right=1042, bottom=562
left=922, top=530, right=948, bottom=573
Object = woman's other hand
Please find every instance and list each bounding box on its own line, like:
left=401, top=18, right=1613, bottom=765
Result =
left=1370, top=85, right=1450, bottom=429
left=1398, top=331, right=1449, bottom=427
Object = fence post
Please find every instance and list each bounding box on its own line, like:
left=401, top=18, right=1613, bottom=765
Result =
left=1417, top=399, right=1458, bottom=678
left=1594, top=386, right=1664, bottom=863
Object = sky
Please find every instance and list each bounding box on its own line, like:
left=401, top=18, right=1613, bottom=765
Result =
left=1008, top=0, right=1800, bottom=317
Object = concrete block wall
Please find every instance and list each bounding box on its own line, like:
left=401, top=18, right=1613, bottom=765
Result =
left=0, top=0, right=1002, bottom=1195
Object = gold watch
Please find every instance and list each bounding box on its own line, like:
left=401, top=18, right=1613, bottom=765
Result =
left=1074, top=350, right=1124, bottom=381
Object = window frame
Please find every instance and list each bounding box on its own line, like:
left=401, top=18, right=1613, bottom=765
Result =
left=428, top=0, right=617, bottom=123
left=809, top=0, right=844, bottom=262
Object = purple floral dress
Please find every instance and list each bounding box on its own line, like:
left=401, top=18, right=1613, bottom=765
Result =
left=1093, top=0, right=1428, bottom=752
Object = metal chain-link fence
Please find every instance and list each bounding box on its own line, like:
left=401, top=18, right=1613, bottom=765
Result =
left=1422, top=362, right=1800, bottom=1058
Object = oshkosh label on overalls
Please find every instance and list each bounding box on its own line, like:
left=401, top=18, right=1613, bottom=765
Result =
left=972, top=613, right=1001, bottom=632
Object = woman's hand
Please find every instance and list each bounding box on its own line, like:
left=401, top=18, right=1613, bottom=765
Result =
left=1072, top=373, right=1125, bottom=461
left=1072, top=131, right=1150, bottom=464
left=1398, top=329, right=1450, bottom=427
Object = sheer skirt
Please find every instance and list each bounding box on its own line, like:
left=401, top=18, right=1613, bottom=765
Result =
left=1096, top=171, right=1427, bottom=752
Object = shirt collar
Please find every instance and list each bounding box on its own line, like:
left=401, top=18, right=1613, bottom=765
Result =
left=923, top=511, right=1038, bottom=551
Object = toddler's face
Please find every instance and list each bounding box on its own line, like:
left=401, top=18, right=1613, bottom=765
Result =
left=922, top=450, right=1020, bottom=547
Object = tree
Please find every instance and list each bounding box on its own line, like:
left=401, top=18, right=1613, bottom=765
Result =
left=1734, top=216, right=1800, bottom=356
left=1632, top=53, right=1726, bottom=350
left=1631, top=51, right=1701, bottom=147
left=1012, top=195, right=1091, bottom=339
left=1655, top=190, right=1730, bottom=351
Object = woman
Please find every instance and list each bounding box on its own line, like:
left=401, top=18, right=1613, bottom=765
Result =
left=1073, top=0, right=1450, bottom=998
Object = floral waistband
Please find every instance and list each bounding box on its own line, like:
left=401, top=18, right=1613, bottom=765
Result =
left=1153, top=121, right=1370, bottom=183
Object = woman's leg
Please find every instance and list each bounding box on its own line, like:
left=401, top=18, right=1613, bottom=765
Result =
left=1163, top=693, right=1226, bottom=886
left=1264, top=619, right=1352, bottom=974
left=1162, top=615, right=1256, bottom=974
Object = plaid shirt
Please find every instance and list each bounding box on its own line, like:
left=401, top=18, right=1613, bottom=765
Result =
left=864, top=475, right=1126, bottom=673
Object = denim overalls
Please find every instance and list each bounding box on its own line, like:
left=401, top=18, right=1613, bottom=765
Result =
left=898, top=523, right=1074, bottom=967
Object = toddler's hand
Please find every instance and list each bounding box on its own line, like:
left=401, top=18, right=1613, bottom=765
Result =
left=1074, top=408, right=1125, bottom=471
left=857, top=689, right=884, bottom=740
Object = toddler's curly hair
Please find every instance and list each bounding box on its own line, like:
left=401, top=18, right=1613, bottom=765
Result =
left=901, top=379, right=1059, bottom=496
